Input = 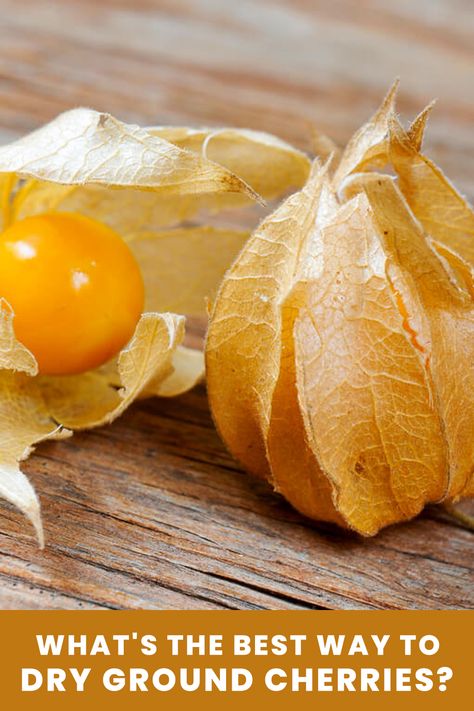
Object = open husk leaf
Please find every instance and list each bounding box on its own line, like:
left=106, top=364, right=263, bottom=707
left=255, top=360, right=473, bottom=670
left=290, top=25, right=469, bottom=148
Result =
left=0, top=372, right=71, bottom=547
left=39, top=313, right=186, bottom=430
left=0, top=109, right=309, bottom=544
left=147, top=125, right=311, bottom=202
left=11, top=117, right=311, bottom=232
left=206, top=85, right=474, bottom=534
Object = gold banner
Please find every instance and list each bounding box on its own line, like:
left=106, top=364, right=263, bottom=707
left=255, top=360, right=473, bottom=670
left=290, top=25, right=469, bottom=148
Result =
left=0, top=611, right=470, bottom=709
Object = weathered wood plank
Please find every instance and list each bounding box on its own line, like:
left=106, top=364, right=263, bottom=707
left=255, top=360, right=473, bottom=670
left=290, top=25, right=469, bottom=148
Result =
left=0, top=574, right=104, bottom=610
left=0, top=386, right=472, bottom=610
left=0, top=0, right=473, bottom=610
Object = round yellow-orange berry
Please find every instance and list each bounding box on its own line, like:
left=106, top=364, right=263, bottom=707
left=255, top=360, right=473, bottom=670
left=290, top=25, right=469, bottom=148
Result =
left=0, top=212, right=145, bottom=375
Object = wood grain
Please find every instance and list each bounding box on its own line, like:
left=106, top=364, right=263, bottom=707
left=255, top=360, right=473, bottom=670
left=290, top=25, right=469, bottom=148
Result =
left=0, top=0, right=473, bottom=609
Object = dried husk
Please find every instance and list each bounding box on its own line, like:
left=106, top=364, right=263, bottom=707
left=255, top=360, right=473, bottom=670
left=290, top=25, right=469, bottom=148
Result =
left=127, top=226, right=249, bottom=316
left=0, top=109, right=309, bottom=544
left=12, top=117, right=310, bottom=231
left=206, top=162, right=328, bottom=480
left=360, top=175, right=474, bottom=501
left=0, top=299, right=38, bottom=375
left=206, top=86, right=474, bottom=534
left=39, top=313, right=186, bottom=429
left=147, top=125, right=311, bottom=202
left=333, top=79, right=399, bottom=186
left=265, top=177, right=344, bottom=525
left=0, top=372, right=70, bottom=547
left=389, top=114, right=474, bottom=265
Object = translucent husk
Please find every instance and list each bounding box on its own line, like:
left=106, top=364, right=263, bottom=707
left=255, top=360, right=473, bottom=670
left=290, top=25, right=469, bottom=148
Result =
left=206, top=84, right=474, bottom=534
left=0, top=109, right=310, bottom=544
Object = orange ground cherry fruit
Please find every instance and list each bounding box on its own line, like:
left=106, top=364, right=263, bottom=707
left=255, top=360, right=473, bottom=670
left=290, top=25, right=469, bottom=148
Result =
left=0, top=212, right=145, bottom=375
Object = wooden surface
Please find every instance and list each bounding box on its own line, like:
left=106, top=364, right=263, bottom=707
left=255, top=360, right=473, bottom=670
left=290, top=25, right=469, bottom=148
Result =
left=0, top=0, right=473, bottom=610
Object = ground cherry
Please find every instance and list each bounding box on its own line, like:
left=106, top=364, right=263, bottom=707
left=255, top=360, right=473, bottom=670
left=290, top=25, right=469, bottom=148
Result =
left=0, top=212, right=145, bottom=375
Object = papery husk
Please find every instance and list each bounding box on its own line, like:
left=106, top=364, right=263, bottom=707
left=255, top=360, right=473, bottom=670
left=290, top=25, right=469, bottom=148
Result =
left=407, top=102, right=435, bottom=151
left=0, top=299, right=38, bottom=375
left=292, top=194, right=450, bottom=534
left=127, top=227, right=249, bottom=316
left=0, top=174, right=16, bottom=231
left=356, top=174, right=474, bottom=500
left=333, top=80, right=399, bottom=186
left=431, top=240, right=474, bottom=300
left=206, top=101, right=474, bottom=533
left=147, top=126, right=311, bottom=201
left=270, top=191, right=450, bottom=533
left=11, top=116, right=310, bottom=232
left=146, top=346, right=204, bottom=398
left=206, top=161, right=328, bottom=480
left=0, top=312, right=191, bottom=544
left=310, top=126, right=341, bottom=165
left=0, top=108, right=259, bottom=237
left=266, top=176, right=343, bottom=524
left=0, top=276, right=61, bottom=546
left=13, top=181, right=219, bottom=233
left=96, top=345, right=204, bottom=400
left=0, top=109, right=258, bottom=196
left=389, top=114, right=474, bottom=265
left=39, top=313, right=185, bottom=430
left=0, top=372, right=70, bottom=547
left=2, top=109, right=294, bottom=542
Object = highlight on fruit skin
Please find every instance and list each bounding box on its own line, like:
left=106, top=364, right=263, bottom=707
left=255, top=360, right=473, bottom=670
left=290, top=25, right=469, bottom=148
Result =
left=206, top=82, right=474, bottom=535
left=0, top=107, right=311, bottom=545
